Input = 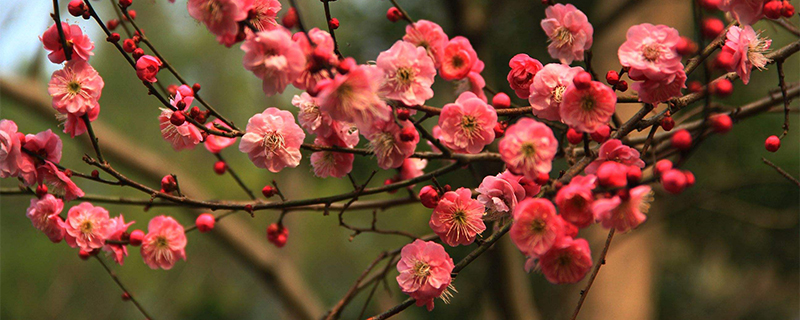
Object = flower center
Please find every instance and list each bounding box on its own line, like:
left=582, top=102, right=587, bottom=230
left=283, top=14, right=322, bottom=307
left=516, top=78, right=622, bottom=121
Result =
left=581, top=95, right=595, bottom=111
left=67, top=81, right=82, bottom=94
left=369, top=132, right=396, bottom=159
left=460, top=115, right=478, bottom=131
left=413, top=260, right=432, bottom=278
left=80, top=221, right=93, bottom=234
left=155, top=236, right=169, bottom=249
left=552, top=85, right=566, bottom=104
left=205, top=1, right=223, bottom=22
left=642, top=44, right=661, bottom=62
left=262, top=131, right=285, bottom=154
left=396, top=67, right=415, bottom=86
left=521, top=143, right=536, bottom=158
left=530, top=219, right=546, bottom=233
left=453, top=210, right=467, bottom=224
left=553, top=27, right=574, bottom=48
left=557, top=254, right=572, bottom=266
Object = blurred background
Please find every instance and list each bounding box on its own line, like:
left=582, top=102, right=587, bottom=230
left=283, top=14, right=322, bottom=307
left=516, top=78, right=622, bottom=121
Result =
left=1, top=0, right=798, bottom=319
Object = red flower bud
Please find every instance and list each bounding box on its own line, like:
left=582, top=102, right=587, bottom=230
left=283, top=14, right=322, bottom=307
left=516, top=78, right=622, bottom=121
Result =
left=196, top=213, right=216, bottom=233
left=419, top=185, right=440, bottom=208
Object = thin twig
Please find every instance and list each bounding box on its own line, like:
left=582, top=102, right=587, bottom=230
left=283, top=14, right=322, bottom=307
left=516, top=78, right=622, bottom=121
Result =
left=95, top=257, right=154, bottom=319
left=762, top=158, right=800, bottom=187
left=51, top=0, right=72, bottom=61
left=570, top=228, right=616, bottom=320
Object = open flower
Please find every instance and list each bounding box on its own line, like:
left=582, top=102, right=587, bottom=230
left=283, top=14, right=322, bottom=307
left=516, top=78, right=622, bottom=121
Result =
left=187, top=0, right=252, bottom=43
left=61, top=202, right=112, bottom=251
left=510, top=198, right=567, bottom=256
left=247, top=0, right=281, bottom=32
left=718, top=0, right=766, bottom=26
left=592, top=185, right=653, bottom=232
left=317, top=65, right=392, bottom=131
left=631, top=70, right=686, bottom=104
left=103, top=215, right=135, bottom=265
left=430, top=187, right=486, bottom=246
left=440, top=36, right=480, bottom=81
left=366, top=120, right=418, bottom=170
left=507, top=54, right=544, bottom=99
left=559, top=81, right=617, bottom=133
left=377, top=40, right=436, bottom=106
left=26, top=194, right=65, bottom=243
left=292, top=28, right=337, bottom=90
left=723, top=25, right=771, bottom=85
left=498, top=118, right=558, bottom=181
left=38, top=161, right=84, bottom=201
left=618, top=23, right=683, bottom=82
left=158, top=91, right=203, bottom=151
left=0, top=120, right=29, bottom=181
left=541, top=4, right=593, bottom=64
left=403, top=20, right=449, bottom=68
left=396, top=239, right=455, bottom=311
left=585, top=139, right=645, bottom=174
left=535, top=237, right=593, bottom=284
left=476, top=170, right=526, bottom=217
left=241, top=28, right=306, bottom=96
left=48, top=60, right=104, bottom=116
left=239, top=107, right=305, bottom=172
left=438, top=92, right=497, bottom=154
left=204, top=119, right=237, bottom=153
left=529, top=63, right=584, bottom=121
left=24, top=129, right=63, bottom=165
left=40, top=22, right=94, bottom=63
left=141, top=215, right=187, bottom=270
left=310, top=136, right=354, bottom=178
left=555, top=175, right=596, bottom=228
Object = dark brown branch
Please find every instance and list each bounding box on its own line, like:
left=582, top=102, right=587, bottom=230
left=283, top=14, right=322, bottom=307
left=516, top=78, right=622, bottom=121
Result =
left=762, top=158, right=800, bottom=187
left=51, top=0, right=72, bottom=61
left=570, top=228, right=616, bottom=320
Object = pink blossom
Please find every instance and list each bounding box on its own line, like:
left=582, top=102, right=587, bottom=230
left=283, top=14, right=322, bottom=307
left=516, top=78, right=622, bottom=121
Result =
left=310, top=136, right=354, bottom=178
left=136, top=55, right=162, bottom=83
left=631, top=70, right=687, bottom=104
left=510, top=198, right=567, bottom=256
left=585, top=139, right=645, bottom=174
left=317, top=65, right=392, bottom=131
left=141, top=215, right=187, bottom=270
left=48, top=60, right=104, bottom=116
left=723, top=25, right=771, bottom=85
left=292, top=28, right=337, bottom=90
left=38, top=161, right=84, bottom=201
left=718, top=0, right=766, bottom=26
left=187, top=0, right=252, bottom=41
left=366, top=120, right=418, bottom=169
left=396, top=239, right=455, bottom=311
left=24, top=129, right=63, bottom=164
left=507, top=54, right=544, bottom=99
left=60, top=202, right=112, bottom=251
left=377, top=40, right=436, bottom=106
left=239, top=107, right=305, bottom=172
left=204, top=119, right=237, bottom=153
left=618, top=23, right=683, bottom=82
left=159, top=93, right=203, bottom=151
left=247, top=0, right=281, bottom=32
left=26, top=194, right=65, bottom=243
left=429, top=187, right=486, bottom=247
left=0, top=120, right=28, bottom=180
left=536, top=237, right=593, bottom=284
left=528, top=63, right=584, bottom=121
left=241, top=28, right=306, bottom=96
left=438, top=92, right=497, bottom=154
left=476, top=171, right=526, bottom=216
left=592, top=185, right=653, bottom=232
left=440, top=36, right=479, bottom=81
left=398, top=158, right=427, bottom=181
left=403, top=20, right=449, bottom=68
left=40, top=22, right=94, bottom=63
left=541, top=4, right=593, bottom=64
left=555, top=175, right=597, bottom=228
left=61, top=102, right=100, bottom=138
left=559, top=81, right=617, bottom=133
left=498, top=118, right=558, bottom=181
left=103, top=215, right=135, bottom=265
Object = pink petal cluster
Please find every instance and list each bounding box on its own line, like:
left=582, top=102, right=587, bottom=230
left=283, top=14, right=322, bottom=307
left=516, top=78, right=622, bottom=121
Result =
left=48, top=60, right=104, bottom=117
left=60, top=202, right=112, bottom=251
left=24, top=129, right=63, bottom=164
left=103, top=215, right=135, bottom=265
left=310, top=136, right=354, bottom=178
left=136, top=55, right=162, bottom=83
left=585, top=139, right=645, bottom=174
left=241, top=28, right=306, bottom=96
left=292, top=28, right=337, bottom=90
left=498, top=118, right=558, bottom=181
left=476, top=170, right=527, bottom=216
left=555, top=175, right=597, bottom=228
left=723, top=25, right=771, bottom=85
left=60, top=97, right=100, bottom=137
left=366, top=120, right=418, bottom=169
left=26, top=194, right=66, bottom=243
left=592, top=185, right=653, bottom=232
left=618, top=24, right=686, bottom=104
left=718, top=0, right=766, bottom=26
left=247, top=0, right=282, bottom=32
left=403, top=20, right=449, bottom=69
left=292, top=92, right=358, bottom=146
left=528, top=63, right=584, bottom=121
left=187, top=0, right=253, bottom=46
left=440, top=36, right=480, bottom=81
left=159, top=88, right=203, bottom=151
left=559, top=80, right=617, bottom=133
left=317, top=65, right=392, bottom=131
left=398, top=158, right=427, bottom=181
left=40, top=22, right=94, bottom=63
left=141, top=215, right=187, bottom=270
left=377, top=40, right=436, bottom=107
left=535, top=237, right=593, bottom=284
left=0, top=120, right=34, bottom=183
left=510, top=198, right=570, bottom=256
left=507, top=54, right=544, bottom=99
left=438, top=92, right=497, bottom=154
left=239, top=107, right=305, bottom=172
left=204, top=119, right=237, bottom=153
left=38, top=161, right=85, bottom=201
left=430, top=187, right=486, bottom=247
left=396, top=239, right=455, bottom=311
left=541, top=4, right=594, bottom=64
